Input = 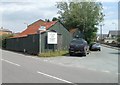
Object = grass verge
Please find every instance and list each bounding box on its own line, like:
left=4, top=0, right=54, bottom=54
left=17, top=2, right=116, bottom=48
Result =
left=38, top=50, right=69, bottom=57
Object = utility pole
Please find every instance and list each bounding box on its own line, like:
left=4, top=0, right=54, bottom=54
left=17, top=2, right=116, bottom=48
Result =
left=100, top=24, right=104, bottom=43
left=24, top=23, right=28, bottom=28
left=100, top=25, right=102, bottom=43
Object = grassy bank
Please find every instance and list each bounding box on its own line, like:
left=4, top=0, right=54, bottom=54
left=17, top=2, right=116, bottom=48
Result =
left=38, top=50, right=69, bottom=57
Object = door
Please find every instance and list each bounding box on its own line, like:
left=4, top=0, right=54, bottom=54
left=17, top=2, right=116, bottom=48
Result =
left=57, top=34, right=62, bottom=50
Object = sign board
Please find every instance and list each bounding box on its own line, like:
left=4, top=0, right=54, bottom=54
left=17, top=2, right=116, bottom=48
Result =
left=47, top=32, right=57, bottom=44
left=39, top=26, right=46, bottom=31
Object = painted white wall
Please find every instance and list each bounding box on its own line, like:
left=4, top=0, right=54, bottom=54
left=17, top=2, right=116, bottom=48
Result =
left=104, top=39, right=117, bottom=43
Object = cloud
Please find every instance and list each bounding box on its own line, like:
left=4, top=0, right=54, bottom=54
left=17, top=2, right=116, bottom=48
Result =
left=0, top=2, right=57, bottom=13
left=102, top=2, right=118, bottom=20
left=1, top=1, right=60, bottom=32
left=0, top=0, right=119, bottom=33
left=96, top=0, right=119, bottom=2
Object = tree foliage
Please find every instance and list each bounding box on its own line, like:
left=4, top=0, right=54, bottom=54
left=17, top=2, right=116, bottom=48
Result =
left=56, top=0, right=104, bottom=43
left=45, top=19, right=50, bottom=22
left=52, top=17, right=58, bottom=21
left=117, top=37, right=120, bottom=43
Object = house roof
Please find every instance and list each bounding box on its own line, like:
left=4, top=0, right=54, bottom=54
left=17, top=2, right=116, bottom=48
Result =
left=109, top=30, right=120, bottom=36
left=12, top=19, right=57, bottom=38
left=0, top=27, right=12, bottom=32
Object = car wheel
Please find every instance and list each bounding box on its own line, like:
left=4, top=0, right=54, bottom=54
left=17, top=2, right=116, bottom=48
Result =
left=83, top=47, right=88, bottom=56
left=70, top=52, right=74, bottom=56
left=99, top=49, right=101, bottom=51
left=83, top=50, right=87, bottom=56
left=87, top=48, right=90, bottom=54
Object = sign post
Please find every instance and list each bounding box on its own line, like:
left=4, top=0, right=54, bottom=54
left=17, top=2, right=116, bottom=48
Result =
left=39, top=26, right=46, bottom=54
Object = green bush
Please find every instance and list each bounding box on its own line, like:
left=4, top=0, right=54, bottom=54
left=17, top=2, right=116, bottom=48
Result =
left=0, top=34, right=13, bottom=48
left=38, top=50, right=69, bottom=57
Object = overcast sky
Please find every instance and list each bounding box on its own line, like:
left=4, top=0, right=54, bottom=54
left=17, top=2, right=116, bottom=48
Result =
left=0, top=0, right=119, bottom=34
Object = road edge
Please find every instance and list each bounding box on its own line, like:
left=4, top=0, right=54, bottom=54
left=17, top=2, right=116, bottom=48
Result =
left=101, top=44, right=120, bottom=50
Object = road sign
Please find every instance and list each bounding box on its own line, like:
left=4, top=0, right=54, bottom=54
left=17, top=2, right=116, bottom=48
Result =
left=47, top=32, right=57, bottom=44
left=39, top=26, right=46, bottom=31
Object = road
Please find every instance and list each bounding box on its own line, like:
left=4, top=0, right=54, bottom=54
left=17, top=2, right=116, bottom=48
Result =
left=1, top=46, right=119, bottom=83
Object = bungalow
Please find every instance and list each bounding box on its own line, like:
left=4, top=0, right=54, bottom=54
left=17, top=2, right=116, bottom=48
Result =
left=5, top=19, right=72, bottom=54
left=104, top=30, right=120, bottom=43
left=108, top=30, right=120, bottom=38
left=0, top=27, right=12, bottom=35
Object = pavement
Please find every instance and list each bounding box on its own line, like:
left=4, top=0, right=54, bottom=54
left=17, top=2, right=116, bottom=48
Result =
left=1, top=46, right=119, bottom=83
left=101, top=44, right=120, bottom=50
left=0, top=48, right=2, bottom=85
left=41, top=46, right=118, bottom=74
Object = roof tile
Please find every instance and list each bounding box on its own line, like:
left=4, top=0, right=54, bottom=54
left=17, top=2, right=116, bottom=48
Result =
left=12, top=20, right=57, bottom=38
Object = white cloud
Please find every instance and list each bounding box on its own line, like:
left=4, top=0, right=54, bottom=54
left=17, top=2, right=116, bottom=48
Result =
left=96, top=0, right=119, bottom=2
left=104, top=11, right=118, bottom=20
left=103, top=6, right=112, bottom=10
left=0, top=0, right=119, bottom=33
left=0, top=1, right=59, bottom=32
left=0, top=2, right=57, bottom=13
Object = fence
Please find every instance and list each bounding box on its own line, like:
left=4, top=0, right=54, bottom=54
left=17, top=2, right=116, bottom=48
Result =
left=5, top=34, right=39, bottom=54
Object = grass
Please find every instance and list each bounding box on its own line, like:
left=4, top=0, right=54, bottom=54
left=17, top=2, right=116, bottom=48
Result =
left=38, top=50, right=69, bottom=57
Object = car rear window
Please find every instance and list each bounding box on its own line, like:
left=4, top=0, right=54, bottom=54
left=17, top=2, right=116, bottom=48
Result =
left=71, top=39, right=84, bottom=44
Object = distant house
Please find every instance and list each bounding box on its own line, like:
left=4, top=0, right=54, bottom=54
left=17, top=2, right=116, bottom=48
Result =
left=108, top=30, right=120, bottom=38
left=13, top=32, right=20, bottom=36
left=0, top=27, right=12, bottom=35
left=104, top=30, right=120, bottom=43
left=6, top=19, right=72, bottom=54
left=97, top=34, right=108, bottom=41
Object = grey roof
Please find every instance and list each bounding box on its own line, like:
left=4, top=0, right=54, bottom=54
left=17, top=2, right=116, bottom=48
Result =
left=102, top=34, right=108, bottom=38
left=109, top=30, right=120, bottom=36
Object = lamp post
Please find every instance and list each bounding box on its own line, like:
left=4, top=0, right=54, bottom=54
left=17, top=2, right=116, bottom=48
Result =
left=38, top=26, right=46, bottom=54
left=24, top=22, right=28, bottom=27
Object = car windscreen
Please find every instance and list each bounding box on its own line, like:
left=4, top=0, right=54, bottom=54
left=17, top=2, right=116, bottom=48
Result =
left=93, top=43, right=100, bottom=46
left=95, top=43, right=100, bottom=46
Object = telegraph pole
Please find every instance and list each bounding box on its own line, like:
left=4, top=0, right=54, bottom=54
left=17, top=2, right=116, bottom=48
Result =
left=100, top=24, right=104, bottom=43
left=100, top=24, right=102, bottom=43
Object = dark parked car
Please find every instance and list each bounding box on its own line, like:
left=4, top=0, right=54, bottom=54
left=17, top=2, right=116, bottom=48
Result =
left=89, top=43, right=101, bottom=51
left=69, top=38, right=89, bottom=56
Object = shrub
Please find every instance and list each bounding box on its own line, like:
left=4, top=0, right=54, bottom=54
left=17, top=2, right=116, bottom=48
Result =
left=0, top=34, right=13, bottom=48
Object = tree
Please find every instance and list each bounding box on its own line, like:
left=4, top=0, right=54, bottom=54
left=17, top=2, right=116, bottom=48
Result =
left=52, top=17, right=58, bottom=21
left=56, top=0, right=104, bottom=43
left=45, top=19, right=50, bottom=22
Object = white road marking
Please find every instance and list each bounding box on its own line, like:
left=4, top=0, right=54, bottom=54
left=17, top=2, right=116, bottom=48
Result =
left=37, top=71, right=73, bottom=84
left=1, top=59, right=20, bottom=66
left=88, top=68, right=97, bottom=71
left=44, top=60, right=48, bottom=62
left=24, top=56, right=40, bottom=60
left=101, top=70, right=110, bottom=73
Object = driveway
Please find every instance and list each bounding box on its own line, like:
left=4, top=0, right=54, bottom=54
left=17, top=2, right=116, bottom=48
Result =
left=40, top=46, right=118, bottom=74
